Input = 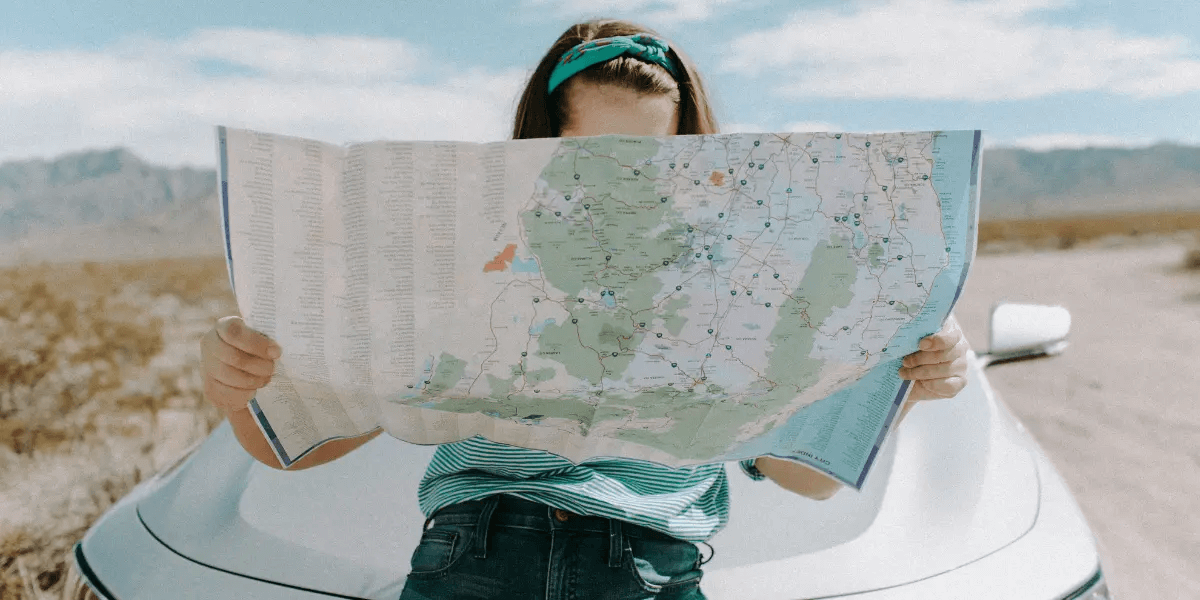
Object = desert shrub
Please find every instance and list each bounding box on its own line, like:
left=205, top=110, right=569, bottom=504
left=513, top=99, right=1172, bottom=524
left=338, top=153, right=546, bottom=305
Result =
left=1185, top=245, right=1200, bottom=271
left=0, top=256, right=236, bottom=599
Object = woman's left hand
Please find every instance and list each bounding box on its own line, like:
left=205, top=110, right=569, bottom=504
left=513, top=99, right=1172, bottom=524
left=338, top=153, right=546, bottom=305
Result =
left=898, top=314, right=970, bottom=402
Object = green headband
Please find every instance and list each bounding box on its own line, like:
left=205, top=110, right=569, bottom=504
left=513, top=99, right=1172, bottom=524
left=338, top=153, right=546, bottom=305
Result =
left=547, top=34, right=681, bottom=94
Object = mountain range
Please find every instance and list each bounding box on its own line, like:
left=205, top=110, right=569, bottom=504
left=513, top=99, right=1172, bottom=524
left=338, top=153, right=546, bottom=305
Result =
left=982, top=144, right=1200, bottom=219
left=2, top=143, right=1198, bottom=265
left=0, top=149, right=220, bottom=265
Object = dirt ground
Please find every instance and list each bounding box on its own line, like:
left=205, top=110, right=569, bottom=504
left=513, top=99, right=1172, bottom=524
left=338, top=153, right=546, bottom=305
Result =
left=955, top=239, right=1200, bottom=600
left=1, top=236, right=1197, bottom=599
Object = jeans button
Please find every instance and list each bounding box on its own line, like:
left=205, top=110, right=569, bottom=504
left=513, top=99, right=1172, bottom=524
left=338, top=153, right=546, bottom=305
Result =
left=553, top=509, right=571, bottom=522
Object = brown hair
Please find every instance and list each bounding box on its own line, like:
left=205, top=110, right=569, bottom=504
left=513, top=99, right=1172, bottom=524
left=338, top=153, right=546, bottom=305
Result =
left=512, top=19, right=720, bottom=139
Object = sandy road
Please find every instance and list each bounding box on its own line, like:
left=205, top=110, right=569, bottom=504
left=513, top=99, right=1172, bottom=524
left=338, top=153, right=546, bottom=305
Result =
left=953, top=241, right=1200, bottom=600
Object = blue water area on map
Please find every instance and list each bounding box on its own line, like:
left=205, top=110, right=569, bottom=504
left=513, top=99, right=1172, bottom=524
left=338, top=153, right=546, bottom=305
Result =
left=603, top=294, right=616, bottom=308
left=512, top=256, right=540, bottom=273
left=529, top=318, right=556, bottom=335
left=711, top=242, right=729, bottom=266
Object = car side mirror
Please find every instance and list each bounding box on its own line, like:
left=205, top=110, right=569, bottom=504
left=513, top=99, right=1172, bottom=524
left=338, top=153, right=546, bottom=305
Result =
left=981, top=303, right=1071, bottom=367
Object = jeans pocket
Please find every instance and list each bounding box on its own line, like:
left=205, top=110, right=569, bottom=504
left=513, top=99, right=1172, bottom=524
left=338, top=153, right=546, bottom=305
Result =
left=624, top=535, right=704, bottom=595
left=408, top=526, right=471, bottom=576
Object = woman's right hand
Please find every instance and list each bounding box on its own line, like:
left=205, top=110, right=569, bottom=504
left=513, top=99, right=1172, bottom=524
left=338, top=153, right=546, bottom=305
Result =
left=200, top=316, right=282, bottom=414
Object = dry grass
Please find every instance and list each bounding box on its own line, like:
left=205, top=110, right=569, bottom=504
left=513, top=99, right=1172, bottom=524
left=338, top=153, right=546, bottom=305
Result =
left=0, top=256, right=235, bottom=599
left=978, top=210, right=1200, bottom=253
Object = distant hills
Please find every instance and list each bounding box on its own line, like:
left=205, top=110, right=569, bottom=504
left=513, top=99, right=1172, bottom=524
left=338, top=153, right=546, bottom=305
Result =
left=981, top=144, right=1200, bottom=220
left=1, top=143, right=1198, bottom=265
left=0, top=148, right=215, bottom=238
left=0, top=149, right=220, bottom=265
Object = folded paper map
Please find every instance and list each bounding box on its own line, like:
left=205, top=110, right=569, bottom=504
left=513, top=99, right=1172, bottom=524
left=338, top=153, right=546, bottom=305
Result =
left=217, top=127, right=980, bottom=487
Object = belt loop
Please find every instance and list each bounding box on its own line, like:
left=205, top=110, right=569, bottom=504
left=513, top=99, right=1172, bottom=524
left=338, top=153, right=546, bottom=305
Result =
left=472, top=495, right=501, bottom=559
left=607, top=518, right=623, bottom=568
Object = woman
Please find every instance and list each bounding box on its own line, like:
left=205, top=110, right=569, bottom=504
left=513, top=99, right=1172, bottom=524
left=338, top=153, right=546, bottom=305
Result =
left=200, top=19, right=970, bottom=600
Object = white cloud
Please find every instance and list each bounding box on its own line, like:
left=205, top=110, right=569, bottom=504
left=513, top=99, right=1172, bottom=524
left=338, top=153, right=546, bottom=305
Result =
left=723, top=0, right=1200, bottom=101
left=719, top=121, right=840, bottom=133
left=0, top=30, right=526, bottom=167
left=781, top=121, right=842, bottom=133
left=176, top=28, right=426, bottom=83
left=720, top=122, right=769, bottom=133
left=1007, top=133, right=1158, bottom=150
left=524, top=0, right=739, bottom=24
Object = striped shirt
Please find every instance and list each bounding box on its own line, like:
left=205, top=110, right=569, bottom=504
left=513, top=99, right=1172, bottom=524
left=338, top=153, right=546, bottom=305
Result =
left=417, top=436, right=765, bottom=543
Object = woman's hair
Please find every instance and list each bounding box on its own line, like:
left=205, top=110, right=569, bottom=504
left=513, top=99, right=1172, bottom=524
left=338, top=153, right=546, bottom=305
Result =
left=512, top=19, right=719, bottom=139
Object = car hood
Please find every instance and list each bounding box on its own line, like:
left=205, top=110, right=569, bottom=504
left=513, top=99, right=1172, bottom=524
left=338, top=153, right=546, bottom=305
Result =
left=137, top=353, right=1039, bottom=598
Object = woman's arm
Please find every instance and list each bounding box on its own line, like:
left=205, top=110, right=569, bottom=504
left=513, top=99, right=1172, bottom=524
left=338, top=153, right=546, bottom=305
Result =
left=752, top=400, right=918, bottom=500
left=752, top=456, right=844, bottom=500
left=223, top=405, right=382, bottom=470
left=202, top=316, right=382, bottom=471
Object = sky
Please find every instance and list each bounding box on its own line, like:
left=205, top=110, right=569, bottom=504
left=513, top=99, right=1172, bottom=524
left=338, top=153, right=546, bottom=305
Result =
left=3, top=0, right=1199, bottom=167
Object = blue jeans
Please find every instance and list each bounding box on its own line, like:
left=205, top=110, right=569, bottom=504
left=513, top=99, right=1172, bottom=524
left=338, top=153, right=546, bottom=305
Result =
left=399, top=495, right=707, bottom=600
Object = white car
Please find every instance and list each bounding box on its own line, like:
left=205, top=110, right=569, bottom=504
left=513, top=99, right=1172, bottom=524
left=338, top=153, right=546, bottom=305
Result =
left=67, top=304, right=1111, bottom=599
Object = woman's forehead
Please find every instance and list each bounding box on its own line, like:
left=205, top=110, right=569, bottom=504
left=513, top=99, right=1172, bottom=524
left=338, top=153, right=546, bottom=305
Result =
left=561, top=81, right=680, bottom=137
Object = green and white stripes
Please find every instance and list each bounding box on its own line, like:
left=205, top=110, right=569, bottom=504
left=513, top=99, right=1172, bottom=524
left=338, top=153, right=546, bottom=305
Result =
left=418, top=437, right=762, bottom=542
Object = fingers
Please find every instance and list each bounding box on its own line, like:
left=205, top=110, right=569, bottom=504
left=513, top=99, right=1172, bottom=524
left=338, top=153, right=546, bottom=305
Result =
left=216, top=316, right=282, bottom=360
left=898, top=315, right=969, bottom=401
left=914, top=376, right=967, bottom=400
left=203, top=374, right=258, bottom=413
left=209, top=359, right=272, bottom=391
left=903, top=335, right=968, bottom=368
left=898, top=354, right=967, bottom=381
left=917, top=315, right=962, bottom=351
left=200, top=316, right=278, bottom=414
left=211, top=335, right=276, bottom=378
